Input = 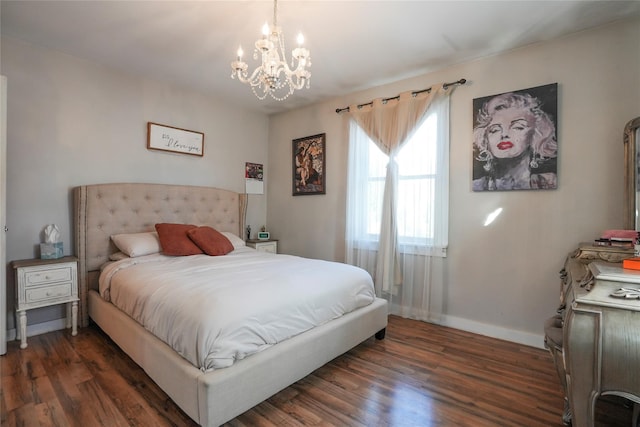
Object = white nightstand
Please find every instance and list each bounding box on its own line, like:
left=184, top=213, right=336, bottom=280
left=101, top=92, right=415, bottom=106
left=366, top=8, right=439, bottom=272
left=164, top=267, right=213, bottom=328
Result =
left=246, top=239, right=278, bottom=254
left=11, top=256, right=78, bottom=349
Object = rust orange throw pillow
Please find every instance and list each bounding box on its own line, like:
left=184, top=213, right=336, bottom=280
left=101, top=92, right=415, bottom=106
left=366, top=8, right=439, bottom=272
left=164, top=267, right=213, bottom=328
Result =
left=155, top=223, right=203, bottom=256
left=187, top=226, right=234, bottom=256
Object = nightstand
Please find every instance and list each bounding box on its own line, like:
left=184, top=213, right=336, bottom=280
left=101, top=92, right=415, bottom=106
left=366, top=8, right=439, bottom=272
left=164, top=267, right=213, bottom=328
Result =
left=11, top=256, right=78, bottom=349
left=246, top=239, right=278, bottom=254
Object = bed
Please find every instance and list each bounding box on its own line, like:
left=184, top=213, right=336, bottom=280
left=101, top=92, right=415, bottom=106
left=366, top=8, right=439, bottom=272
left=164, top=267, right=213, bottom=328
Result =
left=73, top=182, right=388, bottom=426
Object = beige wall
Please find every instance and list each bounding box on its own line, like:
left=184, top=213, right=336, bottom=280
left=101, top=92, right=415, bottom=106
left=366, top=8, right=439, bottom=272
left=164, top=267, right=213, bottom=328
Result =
left=1, top=37, right=269, bottom=333
left=267, top=19, right=640, bottom=347
left=3, top=18, right=639, bottom=347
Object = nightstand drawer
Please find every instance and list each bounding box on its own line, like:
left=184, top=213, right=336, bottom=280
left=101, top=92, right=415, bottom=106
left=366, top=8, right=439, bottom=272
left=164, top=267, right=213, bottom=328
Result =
left=247, top=239, right=278, bottom=254
left=25, top=283, right=73, bottom=303
left=256, top=243, right=276, bottom=254
left=24, top=266, right=73, bottom=286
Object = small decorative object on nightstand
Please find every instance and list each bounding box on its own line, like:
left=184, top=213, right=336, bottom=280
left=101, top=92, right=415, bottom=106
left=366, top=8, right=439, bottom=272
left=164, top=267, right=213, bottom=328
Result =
left=11, top=256, right=78, bottom=349
left=246, top=239, right=278, bottom=254
left=258, top=225, right=270, bottom=240
left=40, top=224, right=64, bottom=259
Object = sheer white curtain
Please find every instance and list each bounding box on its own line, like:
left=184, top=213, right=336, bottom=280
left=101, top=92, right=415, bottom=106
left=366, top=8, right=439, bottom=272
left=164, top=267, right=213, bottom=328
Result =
left=345, top=85, right=451, bottom=320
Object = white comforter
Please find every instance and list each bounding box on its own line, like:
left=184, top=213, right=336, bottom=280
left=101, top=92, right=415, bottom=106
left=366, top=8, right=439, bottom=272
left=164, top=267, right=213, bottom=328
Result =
left=99, top=247, right=375, bottom=371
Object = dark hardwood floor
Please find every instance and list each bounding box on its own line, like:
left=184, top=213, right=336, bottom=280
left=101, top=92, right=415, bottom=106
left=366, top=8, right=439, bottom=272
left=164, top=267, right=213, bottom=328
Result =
left=1, top=315, right=633, bottom=426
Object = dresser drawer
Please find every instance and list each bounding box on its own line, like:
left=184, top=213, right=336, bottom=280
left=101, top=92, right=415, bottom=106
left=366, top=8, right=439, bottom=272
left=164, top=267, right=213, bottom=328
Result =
left=25, top=283, right=72, bottom=304
left=24, top=266, right=73, bottom=287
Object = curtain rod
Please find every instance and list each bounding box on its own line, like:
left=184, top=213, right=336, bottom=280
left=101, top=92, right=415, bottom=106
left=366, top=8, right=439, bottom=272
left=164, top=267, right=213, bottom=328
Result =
left=335, top=78, right=467, bottom=114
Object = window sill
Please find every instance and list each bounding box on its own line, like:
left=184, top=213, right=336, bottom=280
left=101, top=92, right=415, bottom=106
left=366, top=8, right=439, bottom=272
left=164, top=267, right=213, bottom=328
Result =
left=351, top=240, right=447, bottom=257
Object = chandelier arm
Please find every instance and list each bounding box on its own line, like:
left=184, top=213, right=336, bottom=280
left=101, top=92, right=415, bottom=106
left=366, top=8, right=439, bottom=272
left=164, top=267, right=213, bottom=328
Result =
left=233, top=68, right=256, bottom=86
left=246, top=67, right=269, bottom=87
left=289, top=76, right=307, bottom=91
left=273, top=59, right=309, bottom=91
left=277, top=61, right=294, bottom=76
left=233, top=71, right=248, bottom=84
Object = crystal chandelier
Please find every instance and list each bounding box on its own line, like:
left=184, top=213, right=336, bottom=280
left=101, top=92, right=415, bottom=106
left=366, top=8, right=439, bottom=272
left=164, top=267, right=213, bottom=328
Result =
left=230, top=0, right=311, bottom=101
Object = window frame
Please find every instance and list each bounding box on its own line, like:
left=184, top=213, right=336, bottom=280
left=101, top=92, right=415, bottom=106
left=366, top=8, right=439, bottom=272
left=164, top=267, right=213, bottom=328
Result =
left=356, top=113, right=440, bottom=253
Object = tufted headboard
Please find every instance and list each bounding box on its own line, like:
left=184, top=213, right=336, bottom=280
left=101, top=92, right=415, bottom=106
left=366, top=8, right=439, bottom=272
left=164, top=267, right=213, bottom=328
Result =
left=73, top=183, right=247, bottom=327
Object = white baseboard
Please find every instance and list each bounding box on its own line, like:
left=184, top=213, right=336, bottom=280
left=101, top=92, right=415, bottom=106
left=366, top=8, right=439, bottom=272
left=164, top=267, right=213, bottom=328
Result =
left=5, top=314, right=545, bottom=352
left=433, top=314, right=546, bottom=349
left=6, top=318, right=69, bottom=342
left=388, top=303, right=546, bottom=349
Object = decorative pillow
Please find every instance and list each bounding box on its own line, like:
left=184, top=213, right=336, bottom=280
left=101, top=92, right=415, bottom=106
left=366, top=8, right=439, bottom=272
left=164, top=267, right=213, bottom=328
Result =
left=111, top=231, right=161, bottom=257
left=154, top=223, right=203, bottom=256
left=186, top=226, right=234, bottom=256
left=221, top=232, right=246, bottom=249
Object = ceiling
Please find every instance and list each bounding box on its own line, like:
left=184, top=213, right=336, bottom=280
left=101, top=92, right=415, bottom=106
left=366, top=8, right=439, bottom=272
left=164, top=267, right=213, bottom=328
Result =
left=2, top=1, right=639, bottom=115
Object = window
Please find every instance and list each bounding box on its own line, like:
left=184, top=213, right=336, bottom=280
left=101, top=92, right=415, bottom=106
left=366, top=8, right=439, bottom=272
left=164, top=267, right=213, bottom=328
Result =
left=346, top=89, right=450, bottom=310
left=352, top=113, right=439, bottom=248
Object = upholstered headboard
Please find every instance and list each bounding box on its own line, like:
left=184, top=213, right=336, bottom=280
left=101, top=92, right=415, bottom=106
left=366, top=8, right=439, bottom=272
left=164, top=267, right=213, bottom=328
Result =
left=73, top=183, right=247, bottom=326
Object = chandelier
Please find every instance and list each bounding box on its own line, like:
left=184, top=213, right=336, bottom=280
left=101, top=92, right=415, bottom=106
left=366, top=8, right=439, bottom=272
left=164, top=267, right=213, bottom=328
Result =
left=230, top=0, right=311, bottom=101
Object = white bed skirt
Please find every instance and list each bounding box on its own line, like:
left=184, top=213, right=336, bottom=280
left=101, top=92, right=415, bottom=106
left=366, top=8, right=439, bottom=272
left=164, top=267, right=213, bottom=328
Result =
left=88, top=290, right=388, bottom=426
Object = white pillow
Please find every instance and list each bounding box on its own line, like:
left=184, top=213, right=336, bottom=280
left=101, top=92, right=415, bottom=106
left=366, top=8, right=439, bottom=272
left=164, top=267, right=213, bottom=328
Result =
left=109, top=251, right=129, bottom=261
left=221, top=231, right=246, bottom=249
left=111, top=231, right=161, bottom=257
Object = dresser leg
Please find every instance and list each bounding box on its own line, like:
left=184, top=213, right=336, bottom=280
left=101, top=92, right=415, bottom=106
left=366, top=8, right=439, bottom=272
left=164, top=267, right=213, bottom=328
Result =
left=561, top=397, right=572, bottom=425
left=569, top=386, right=596, bottom=427
left=71, top=301, right=78, bottom=336
left=18, top=310, right=27, bottom=349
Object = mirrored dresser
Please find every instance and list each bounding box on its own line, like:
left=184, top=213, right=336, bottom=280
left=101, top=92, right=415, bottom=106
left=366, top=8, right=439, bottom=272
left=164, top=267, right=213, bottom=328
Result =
left=547, top=244, right=640, bottom=426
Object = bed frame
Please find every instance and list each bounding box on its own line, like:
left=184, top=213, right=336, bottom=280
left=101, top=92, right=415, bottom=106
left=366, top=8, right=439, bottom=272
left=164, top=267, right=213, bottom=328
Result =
left=73, top=182, right=388, bottom=426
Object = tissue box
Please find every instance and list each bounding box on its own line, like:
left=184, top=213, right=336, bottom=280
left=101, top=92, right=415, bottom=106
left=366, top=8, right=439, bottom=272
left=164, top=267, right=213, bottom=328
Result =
left=40, top=242, right=63, bottom=259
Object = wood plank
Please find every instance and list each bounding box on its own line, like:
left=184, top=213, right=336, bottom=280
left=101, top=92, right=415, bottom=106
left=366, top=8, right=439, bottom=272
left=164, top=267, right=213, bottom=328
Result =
left=0, top=315, right=634, bottom=426
left=34, top=399, right=72, bottom=427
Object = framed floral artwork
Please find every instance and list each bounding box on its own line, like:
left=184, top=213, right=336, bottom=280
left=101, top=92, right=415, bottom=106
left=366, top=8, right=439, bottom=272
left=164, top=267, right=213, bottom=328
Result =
left=292, top=133, right=325, bottom=195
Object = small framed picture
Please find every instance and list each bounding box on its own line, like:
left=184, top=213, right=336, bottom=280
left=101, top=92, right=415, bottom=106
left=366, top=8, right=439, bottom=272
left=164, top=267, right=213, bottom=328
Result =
left=292, top=133, right=326, bottom=196
left=147, top=122, right=204, bottom=157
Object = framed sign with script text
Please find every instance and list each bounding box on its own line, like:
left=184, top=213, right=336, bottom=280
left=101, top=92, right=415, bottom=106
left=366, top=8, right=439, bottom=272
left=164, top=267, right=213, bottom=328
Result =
left=147, top=122, right=204, bottom=157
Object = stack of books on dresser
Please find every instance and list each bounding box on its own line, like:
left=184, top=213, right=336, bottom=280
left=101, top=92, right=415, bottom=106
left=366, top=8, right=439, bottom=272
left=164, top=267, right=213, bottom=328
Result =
left=593, top=229, right=640, bottom=270
left=594, top=229, right=638, bottom=248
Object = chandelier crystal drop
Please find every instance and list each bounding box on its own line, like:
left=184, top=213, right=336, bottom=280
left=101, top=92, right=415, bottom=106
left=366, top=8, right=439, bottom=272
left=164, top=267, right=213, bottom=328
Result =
left=230, top=0, right=311, bottom=101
